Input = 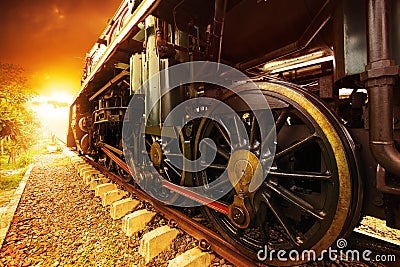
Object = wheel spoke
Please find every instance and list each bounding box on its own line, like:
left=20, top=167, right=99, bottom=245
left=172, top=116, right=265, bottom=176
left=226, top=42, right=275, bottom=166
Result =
left=268, top=170, right=332, bottom=181
left=260, top=109, right=288, bottom=155
left=163, top=167, right=172, bottom=180
left=265, top=109, right=288, bottom=142
left=217, top=147, right=230, bottom=161
left=249, top=115, right=257, bottom=148
left=214, top=120, right=231, bottom=146
left=260, top=192, right=301, bottom=247
left=204, top=163, right=227, bottom=170
left=275, top=109, right=289, bottom=134
left=274, top=134, right=318, bottom=160
left=163, top=159, right=181, bottom=176
left=200, top=171, right=233, bottom=197
left=202, top=138, right=230, bottom=160
left=145, top=138, right=152, bottom=146
left=232, top=115, right=248, bottom=148
left=266, top=182, right=325, bottom=220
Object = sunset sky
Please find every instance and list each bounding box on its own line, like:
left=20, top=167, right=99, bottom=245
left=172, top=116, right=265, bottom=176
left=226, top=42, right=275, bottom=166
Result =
left=0, top=0, right=122, bottom=139
left=0, top=0, right=121, bottom=97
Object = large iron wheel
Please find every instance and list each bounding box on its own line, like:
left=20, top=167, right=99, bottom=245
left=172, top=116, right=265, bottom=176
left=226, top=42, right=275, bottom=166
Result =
left=195, top=81, right=362, bottom=265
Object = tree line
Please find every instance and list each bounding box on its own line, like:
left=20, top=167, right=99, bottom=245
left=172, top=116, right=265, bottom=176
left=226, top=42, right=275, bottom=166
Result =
left=0, top=63, right=39, bottom=165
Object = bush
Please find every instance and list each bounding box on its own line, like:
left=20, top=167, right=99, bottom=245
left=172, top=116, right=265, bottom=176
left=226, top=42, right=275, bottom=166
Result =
left=0, top=166, right=28, bottom=190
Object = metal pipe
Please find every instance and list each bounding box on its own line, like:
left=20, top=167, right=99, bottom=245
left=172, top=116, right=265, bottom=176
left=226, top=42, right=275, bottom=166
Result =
left=211, top=0, right=227, bottom=63
left=367, top=0, right=391, bottom=62
left=376, top=164, right=400, bottom=194
left=365, top=0, right=400, bottom=175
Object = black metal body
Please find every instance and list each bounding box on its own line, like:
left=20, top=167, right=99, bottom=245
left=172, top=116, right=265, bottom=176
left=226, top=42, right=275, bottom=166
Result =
left=68, top=0, right=400, bottom=253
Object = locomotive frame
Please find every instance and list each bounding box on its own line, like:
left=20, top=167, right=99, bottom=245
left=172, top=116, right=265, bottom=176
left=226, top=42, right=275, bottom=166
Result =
left=68, top=0, right=400, bottom=265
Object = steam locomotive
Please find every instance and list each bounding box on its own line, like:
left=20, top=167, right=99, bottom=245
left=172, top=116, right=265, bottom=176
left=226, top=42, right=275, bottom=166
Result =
left=68, top=0, right=400, bottom=265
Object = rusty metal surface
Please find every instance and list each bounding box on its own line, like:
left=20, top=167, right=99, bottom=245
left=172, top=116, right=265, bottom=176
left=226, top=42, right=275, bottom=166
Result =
left=363, top=0, right=400, bottom=177
left=348, top=230, right=400, bottom=259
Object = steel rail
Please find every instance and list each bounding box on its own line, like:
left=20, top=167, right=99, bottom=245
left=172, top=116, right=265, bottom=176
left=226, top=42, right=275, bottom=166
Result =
left=79, top=149, right=400, bottom=266
left=344, top=230, right=400, bottom=266
left=82, top=155, right=260, bottom=267
left=79, top=149, right=400, bottom=267
left=349, top=229, right=400, bottom=257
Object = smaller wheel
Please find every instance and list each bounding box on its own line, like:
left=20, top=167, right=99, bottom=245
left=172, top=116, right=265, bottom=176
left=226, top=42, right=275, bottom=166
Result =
left=145, top=135, right=184, bottom=204
left=101, top=153, right=114, bottom=171
left=116, top=164, right=132, bottom=182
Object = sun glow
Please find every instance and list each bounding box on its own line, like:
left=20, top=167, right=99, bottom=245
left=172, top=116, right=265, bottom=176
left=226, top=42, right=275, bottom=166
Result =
left=30, top=92, right=73, bottom=142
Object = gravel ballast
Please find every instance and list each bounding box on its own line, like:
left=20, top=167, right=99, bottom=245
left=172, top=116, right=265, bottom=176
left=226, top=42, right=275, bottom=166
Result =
left=0, top=153, right=197, bottom=267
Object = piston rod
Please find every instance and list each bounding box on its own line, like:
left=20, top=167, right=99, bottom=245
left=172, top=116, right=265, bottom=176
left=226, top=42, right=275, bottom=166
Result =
left=211, top=0, right=227, bottom=63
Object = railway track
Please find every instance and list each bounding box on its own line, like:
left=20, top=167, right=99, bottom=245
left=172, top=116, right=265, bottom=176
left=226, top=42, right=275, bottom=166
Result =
left=346, top=230, right=400, bottom=264
left=69, top=150, right=399, bottom=267
left=79, top=154, right=257, bottom=267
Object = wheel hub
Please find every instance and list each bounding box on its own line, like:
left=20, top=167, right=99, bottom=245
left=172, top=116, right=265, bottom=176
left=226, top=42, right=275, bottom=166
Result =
left=150, top=142, right=162, bottom=167
left=227, top=149, right=263, bottom=194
